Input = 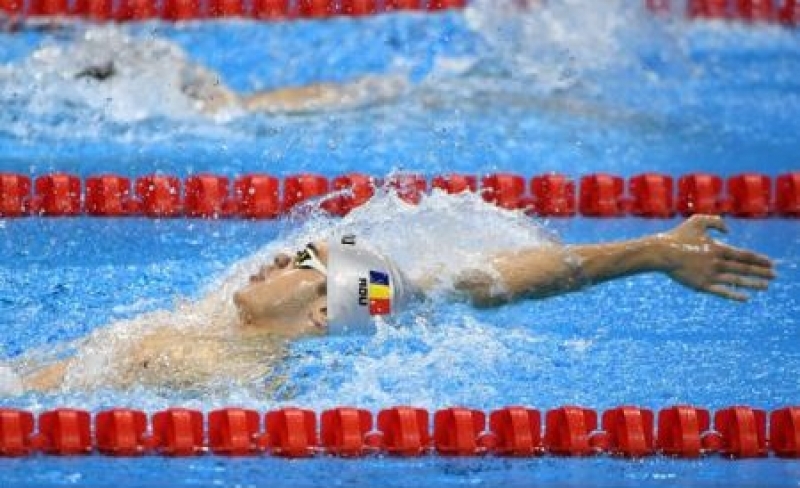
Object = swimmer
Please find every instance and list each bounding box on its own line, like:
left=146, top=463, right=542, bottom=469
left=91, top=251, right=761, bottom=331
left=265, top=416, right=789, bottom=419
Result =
left=72, top=56, right=410, bottom=115
left=6, top=28, right=411, bottom=116
left=15, top=214, right=774, bottom=394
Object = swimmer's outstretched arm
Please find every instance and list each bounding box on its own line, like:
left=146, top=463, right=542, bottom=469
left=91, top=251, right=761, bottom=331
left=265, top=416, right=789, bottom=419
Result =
left=239, top=75, right=408, bottom=113
left=452, top=215, right=775, bottom=306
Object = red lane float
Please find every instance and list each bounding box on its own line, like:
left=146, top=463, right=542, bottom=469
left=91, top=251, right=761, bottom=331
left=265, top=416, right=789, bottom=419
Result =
left=428, top=0, right=467, bottom=10
left=489, top=406, right=543, bottom=456
left=481, top=173, right=526, bottom=210
left=72, top=0, right=114, bottom=19
left=266, top=408, right=317, bottom=458
left=323, top=172, right=376, bottom=216
left=33, top=173, right=82, bottom=216
left=115, top=0, right=158, bottom=20
left=85, top=174, right=133, bottom=216
left=579, top=174, right=626, bottom=217
left=433, top=407, right=485, bottom=456
left=0, top=173, right=31, bottom=217
left=377, top=406, right=431, bottom=456
left=530, top=174, right=576, bottom=217
left=727, top=173, right=772, bottom=218
left=253, top=0, right=290, bottom=19
left=736, top=0, right=774, bottom=21
left=677, top=173, right=725, bottom=216
left=0, top=0, right=24, bottom=14
left=770, top=407, right=800, bottom=458
left=0, top=409, right=35, bottom=457
left=135, top=174, right=182, bottom=218
left=781, top=0, right=800, bottom=24
left=184, top=173, right=235, bottom=218
left=385, top=0, right=422, bottom=10
left=298, top=0, right=337, bottom=17
left=320, top=407, right=373, bottom=457
left=544, top=406, right=599, bottom=456
left=776, top=172, right=800, bottom=217
left=95, top=408, right=148, bottom=456
left=628, top=173, right=674, bottom=218
left=657, top=405, right=711, bottom=458
left=341, top=0, right=379, bottom=16
left=208, top=0, right=244, bottom=17
left=235, top=174, right=281, bottom=219
left=714, top=406, right=768, bottom=458
left=283, top=173, right=329, bottom=212
left=688, top=0, right=730, bottom=19
left=431, top=173, right=478, bottom=195
left=386, top=174, right=427, bottom=205
left=37, top=408, right=92, bottom=456
left=602, top=406, right=655, bottom=457
left=28, top=0, right=68, bottom=16
left=151, top=408, right=204, bottom=456
left=208, top=408, right=261, bottom=456
left=162, top=0, right=201, bottom=20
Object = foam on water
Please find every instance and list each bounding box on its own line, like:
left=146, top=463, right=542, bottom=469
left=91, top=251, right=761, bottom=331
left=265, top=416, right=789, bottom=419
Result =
left=463, top=0, right=678, bottom=93
left=0, top=27, right=208, bottom=122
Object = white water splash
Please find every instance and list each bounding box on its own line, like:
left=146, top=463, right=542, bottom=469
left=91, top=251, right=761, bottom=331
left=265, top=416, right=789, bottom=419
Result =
left=0, top=26, right=214, bottom=123
left=211, top=187, right=557, bottom=298
left=463, top=0, right=675, bottom=93
left=8, top=190, right=556, bottom=407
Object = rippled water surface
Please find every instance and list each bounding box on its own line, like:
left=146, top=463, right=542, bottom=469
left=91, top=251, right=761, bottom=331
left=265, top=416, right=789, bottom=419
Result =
left=1, top=1, right=799, bottom=486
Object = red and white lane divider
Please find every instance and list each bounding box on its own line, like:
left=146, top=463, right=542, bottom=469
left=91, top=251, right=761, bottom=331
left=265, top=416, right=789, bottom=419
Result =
left=1, top=0, right=798, bottom=26
left=649, top=0, right=800, bottom=25
left=0, top=405, right=798, bottom=458
left=0, top=171, right=798, bottom=219
left=0, top=0, right=466, bottom=22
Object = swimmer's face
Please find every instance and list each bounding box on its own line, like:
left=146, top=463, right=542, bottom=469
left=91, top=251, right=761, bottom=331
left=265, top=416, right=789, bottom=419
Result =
left=233, top=242, right=328, bottom=339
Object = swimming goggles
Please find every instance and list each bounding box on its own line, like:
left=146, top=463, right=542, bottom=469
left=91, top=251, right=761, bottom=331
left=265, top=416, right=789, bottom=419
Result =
left=294, top=243, right=327, bottom=276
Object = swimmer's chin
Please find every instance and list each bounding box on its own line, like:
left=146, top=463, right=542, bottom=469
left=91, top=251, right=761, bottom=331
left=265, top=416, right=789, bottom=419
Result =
left=236, top=313, right=326, bottom=340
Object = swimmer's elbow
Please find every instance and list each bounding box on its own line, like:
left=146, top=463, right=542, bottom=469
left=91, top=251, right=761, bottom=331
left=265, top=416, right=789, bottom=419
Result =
left=453, top=270, right=515, bottom=308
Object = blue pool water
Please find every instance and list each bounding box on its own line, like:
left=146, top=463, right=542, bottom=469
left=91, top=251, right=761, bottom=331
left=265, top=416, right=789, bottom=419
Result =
left=1, top=1, right=800, bottom=486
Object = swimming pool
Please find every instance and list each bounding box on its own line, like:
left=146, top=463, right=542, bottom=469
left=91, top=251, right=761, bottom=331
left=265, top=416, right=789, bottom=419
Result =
left=1, top=0, right=799, bottom=486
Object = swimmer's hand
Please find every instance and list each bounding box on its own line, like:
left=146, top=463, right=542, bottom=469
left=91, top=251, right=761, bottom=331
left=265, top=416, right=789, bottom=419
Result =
left=656, top=215, right=775, bottom=301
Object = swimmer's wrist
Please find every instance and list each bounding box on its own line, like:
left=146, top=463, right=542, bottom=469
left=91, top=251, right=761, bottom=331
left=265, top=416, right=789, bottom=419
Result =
left=646, top=234, right=679, bottom=273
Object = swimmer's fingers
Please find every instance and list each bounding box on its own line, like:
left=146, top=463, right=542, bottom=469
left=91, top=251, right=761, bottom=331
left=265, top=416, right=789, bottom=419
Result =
left=718, top=259, right=776, bottom=280
left=718, top=243, right=773, bottom=268
left=715, top=273, right=771, bottom=291
left=703, top=284, right=749, bottom=302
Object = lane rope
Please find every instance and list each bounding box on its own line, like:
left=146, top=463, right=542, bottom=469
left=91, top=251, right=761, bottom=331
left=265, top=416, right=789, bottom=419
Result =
left=1, top=0, right=798, bottom=27
left=1, top=171, right=798, bottom=219
left=0, top=404, right=798, bottom=458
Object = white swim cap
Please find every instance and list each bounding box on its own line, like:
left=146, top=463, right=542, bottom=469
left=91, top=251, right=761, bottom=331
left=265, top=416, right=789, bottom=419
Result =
left=327, top=235, right=412, bottom=335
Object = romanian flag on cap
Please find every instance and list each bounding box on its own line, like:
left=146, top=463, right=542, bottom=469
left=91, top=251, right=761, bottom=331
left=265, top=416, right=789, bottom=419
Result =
left=368, top=270, right=392, bottom=315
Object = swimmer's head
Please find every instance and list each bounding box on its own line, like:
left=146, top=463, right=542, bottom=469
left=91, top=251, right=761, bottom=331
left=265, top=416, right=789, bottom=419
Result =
left=326, top=235, right=411, bottom=335
left=233, top=241, right=329, bottom=339
left=233, top=237, right=411, bottom=338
